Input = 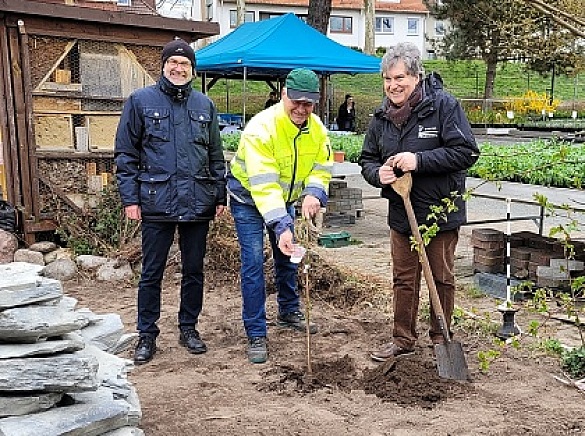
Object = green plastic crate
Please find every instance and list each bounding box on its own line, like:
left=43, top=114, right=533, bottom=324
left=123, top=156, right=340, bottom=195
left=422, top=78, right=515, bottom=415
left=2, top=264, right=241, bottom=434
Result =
left=318, top=231, right=351, bottom=248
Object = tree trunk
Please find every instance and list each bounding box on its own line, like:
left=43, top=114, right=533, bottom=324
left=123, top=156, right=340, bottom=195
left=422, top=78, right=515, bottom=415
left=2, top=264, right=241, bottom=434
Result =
left=483, top=57, right=497, bottom=100
left=307, top=0, right=332, bottom=34
left=236, top=0, right=246, bottom=26
left=363, top=0, right=375, bottom=54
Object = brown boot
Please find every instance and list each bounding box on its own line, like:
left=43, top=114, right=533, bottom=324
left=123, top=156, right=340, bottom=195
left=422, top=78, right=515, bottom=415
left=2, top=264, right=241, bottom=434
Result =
left=370, top=342, right=414, bottom=362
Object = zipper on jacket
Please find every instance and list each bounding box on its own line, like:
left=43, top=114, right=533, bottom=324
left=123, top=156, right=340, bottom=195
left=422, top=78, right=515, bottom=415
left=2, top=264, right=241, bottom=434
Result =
left=287, top=128, right=305, bottom=203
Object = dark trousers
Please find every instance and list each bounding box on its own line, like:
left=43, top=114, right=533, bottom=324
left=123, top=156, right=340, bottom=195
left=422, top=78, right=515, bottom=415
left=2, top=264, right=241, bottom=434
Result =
left=137, top=220, right=210, bottom=337
left=390, top=228, right=459, bottom=349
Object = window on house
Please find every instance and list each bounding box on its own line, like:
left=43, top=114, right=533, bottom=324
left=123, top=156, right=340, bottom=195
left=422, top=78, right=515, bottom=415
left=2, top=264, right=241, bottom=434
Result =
left=117, top=0, right=130, bottom=5
left=230, top=10, right=255, bottom=28
left=375, top=17, right=394, bottom=34
left=259, top=12, right=282, bottom=21
left=435, top=21, right=445, bottom=36
left=407, top=18, right=419, bottom=35
left=329, top=16, right=352, bottom=34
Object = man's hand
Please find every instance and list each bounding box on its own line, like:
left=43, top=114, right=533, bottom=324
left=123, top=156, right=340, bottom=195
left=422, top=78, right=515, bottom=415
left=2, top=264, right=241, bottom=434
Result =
left=301, top=195, right=321, bottom=220
left=392, top=152, right=417, bottom=172
left=379, top=153, right=417, bottom=185
left=125, top=205, right=141, bottom=220
left=278, top=229, right=294, bottom=256
left=215, top=205, right=225, bottom=217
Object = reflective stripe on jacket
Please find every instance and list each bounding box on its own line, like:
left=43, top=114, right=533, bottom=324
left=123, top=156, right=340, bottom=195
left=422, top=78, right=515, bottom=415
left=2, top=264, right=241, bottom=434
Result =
left=228, top=103, right=333, bottom=231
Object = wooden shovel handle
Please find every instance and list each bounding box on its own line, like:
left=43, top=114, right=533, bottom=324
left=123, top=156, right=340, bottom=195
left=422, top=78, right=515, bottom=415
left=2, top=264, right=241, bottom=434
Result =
left=391, top=173, right=451, bottom=343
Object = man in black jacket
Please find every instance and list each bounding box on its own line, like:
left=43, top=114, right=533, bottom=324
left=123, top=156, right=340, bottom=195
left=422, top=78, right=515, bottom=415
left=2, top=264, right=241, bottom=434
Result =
left=359, top=42, right=479, bottom=361
left=115, top=38, right=226, bottom=365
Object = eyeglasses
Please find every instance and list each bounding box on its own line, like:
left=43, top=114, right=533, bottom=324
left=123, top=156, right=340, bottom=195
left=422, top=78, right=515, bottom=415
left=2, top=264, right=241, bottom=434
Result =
left=166, top=59, right=192, bottom=69
left=290, top=100, right=315, bottom=108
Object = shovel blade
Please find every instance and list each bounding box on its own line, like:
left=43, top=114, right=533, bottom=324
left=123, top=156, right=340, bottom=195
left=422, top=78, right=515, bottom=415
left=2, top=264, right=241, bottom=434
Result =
left=434, top=341, right=470, bottom=381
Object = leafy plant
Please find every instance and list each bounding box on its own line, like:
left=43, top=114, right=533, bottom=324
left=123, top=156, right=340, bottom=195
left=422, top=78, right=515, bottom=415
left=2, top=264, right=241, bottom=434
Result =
left=561, top=346, right=585, bottom=379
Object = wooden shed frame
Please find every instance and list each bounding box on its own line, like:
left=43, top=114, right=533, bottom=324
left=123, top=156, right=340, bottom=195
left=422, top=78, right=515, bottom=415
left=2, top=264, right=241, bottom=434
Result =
left=0, top=0, right=218, bottom=244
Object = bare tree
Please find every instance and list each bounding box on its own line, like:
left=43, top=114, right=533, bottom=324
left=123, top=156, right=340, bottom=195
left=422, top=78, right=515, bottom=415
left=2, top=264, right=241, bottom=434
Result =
left=363, top=0, right=375, bottom=54
left=307, top=0, right=332, bottom=34
left=236, top=0, right=246, bottom=26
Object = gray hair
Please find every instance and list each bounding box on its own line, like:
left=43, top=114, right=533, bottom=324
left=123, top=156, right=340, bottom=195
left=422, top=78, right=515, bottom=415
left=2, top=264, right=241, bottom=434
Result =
left=381, top=42, right=424, bottom=78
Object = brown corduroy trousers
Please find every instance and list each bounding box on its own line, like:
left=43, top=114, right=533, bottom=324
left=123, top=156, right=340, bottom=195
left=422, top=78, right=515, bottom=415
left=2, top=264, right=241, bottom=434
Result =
left=390, top=228, right=459, bottom=349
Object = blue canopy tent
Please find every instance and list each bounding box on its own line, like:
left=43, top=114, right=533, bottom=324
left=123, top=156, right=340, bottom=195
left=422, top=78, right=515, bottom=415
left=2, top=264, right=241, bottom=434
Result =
left=195, top=13, right=381, bottom=123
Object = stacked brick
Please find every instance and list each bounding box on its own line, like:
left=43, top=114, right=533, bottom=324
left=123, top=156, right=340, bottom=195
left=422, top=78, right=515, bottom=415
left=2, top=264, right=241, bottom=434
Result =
left=325, top=180, right=363, bottom=226
left=472, top=228, right=505, bottom=273
left=472, top=227, right=585, bottom=289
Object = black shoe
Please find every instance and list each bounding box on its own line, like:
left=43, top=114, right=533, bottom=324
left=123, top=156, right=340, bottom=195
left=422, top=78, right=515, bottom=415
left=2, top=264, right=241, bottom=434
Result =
left=134, top=335, right=156, bottom=365
left=247, top=336, right=268, bottom=364
left=179, top=327, right=207, bottom=354
left=277, top=311, right=318, bottom=334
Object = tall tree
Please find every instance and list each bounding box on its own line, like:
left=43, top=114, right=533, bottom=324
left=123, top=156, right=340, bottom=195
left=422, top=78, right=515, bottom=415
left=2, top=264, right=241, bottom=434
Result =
left=236, top=0, right=246, bottom=26
left=307, top=0, right=332, bottom=34
left=424, top=0, right=581, bottom=99
left=363, top=0, right=375, bottom=55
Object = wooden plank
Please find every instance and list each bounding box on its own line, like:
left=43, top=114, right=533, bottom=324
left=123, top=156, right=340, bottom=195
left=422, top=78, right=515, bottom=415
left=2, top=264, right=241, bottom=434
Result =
left=117, top=44, right=155, bottom=97
left=0, top=21, right=21, bottom=206
left=0, top=1, right=219, bottom=38
left=33, top=96, right=81, bottom=112
left=8, top=27, right=32, bottom=217
left=18, top=20, right=43, bottom=224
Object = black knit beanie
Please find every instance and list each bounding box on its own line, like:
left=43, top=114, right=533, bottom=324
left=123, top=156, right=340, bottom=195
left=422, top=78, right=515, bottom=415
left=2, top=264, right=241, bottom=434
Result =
left=161, top=38, right=195, bottom=69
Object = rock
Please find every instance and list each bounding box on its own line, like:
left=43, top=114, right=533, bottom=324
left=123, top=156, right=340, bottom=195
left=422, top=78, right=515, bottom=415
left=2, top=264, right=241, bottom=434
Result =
left=0, top=306, right=90, bottom=342
left=0, top=229, right=18, bottom=264
left=0, top=354, right=99, bottom=392
left=96, top=260, right=134, bottom=282
left=76, top=254, right=108, bottom=271
left=0, top=400, right=133, bottom=436
left=0, top=276, right=63, bottom=309
left=0, top=392, right=63, bottom=418
left=0, top=333, right=85, bottom=359
left=28, top=241, right=57, bottom=253
left=102, top=427, right=145, bottom=435
left=13, top=249, right=45, bottom=266
left=41, top=258, right=78, bottom=281
left=43, top=247, right=72, bottom=264
left=80, top=313, right=126, bottom=352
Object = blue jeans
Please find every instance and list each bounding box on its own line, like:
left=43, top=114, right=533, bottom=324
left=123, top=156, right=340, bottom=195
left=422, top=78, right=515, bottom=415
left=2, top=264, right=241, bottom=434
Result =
left=230, top=201, right=299, bottom=338
left=138, top=220, right=209, bottom=337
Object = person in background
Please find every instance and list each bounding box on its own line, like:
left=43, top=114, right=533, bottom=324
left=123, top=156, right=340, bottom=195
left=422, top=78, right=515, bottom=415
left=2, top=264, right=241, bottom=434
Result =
left=228, top=68, right=333, bottom=364
left=336, top=94, right=356, bottom=132
left=359, top=42, right=479, bottom=361
left=264, top=90, right=279, bottom=109
left=115, top=38, right=227, bottom=365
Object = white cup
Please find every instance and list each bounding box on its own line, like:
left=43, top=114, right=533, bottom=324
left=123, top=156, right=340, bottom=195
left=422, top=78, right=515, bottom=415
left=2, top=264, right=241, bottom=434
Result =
left=290, top=245, right=306, bottom=264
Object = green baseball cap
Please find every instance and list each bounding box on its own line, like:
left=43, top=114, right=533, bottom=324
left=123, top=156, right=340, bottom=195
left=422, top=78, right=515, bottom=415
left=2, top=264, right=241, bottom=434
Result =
left=285, top=68, right=320, bottom=103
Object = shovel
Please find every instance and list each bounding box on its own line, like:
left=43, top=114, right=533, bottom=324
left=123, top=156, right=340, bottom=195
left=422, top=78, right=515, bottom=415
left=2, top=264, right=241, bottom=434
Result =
left=390, top=172, right=470, bottom=381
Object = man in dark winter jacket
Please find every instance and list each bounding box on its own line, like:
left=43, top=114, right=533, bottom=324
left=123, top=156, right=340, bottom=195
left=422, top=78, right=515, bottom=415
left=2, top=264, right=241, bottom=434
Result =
left=359, top=42, right=479, bottom=361
left=115, top=38, right=226, bottom=365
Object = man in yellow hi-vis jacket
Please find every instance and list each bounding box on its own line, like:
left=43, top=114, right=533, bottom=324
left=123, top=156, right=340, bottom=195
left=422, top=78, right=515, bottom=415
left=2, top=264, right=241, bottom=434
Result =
left=227, top=68, right=333, bottom=364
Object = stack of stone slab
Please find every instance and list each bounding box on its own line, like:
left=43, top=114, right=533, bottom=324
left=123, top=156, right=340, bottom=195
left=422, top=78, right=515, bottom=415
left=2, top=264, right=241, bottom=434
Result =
left=325, top=180, right=363, bottom=226
left=0, top=262, right=142, bottom=435
left=537, top=259, right=585, bottom=289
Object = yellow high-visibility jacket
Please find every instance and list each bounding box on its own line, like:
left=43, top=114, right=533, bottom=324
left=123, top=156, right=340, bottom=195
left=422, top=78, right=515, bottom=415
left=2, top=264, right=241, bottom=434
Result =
left=228, top=103, right=333, bottom=235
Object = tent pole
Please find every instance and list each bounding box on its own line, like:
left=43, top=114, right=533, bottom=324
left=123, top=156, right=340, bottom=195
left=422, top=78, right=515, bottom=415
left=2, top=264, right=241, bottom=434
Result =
left=243, top=66, right=247, bottom=126
left=319, top=75, right=327, bottom=123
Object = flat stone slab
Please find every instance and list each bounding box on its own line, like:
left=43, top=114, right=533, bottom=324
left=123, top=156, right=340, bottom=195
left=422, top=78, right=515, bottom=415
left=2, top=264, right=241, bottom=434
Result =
left=0, top=306, right=90, bottom=342
left=0, top=392, right=63, bottom=418
left=0, top=400, right=133, bottom=436
left=0, top=333, right=85, bottom=359
left=0, top=277, right=63, bottom=309
left=0, top=354, right=99, bottom=392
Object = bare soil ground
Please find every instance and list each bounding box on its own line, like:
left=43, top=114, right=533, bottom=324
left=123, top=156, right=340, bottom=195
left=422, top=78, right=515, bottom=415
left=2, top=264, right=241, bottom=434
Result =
left=63, top=200, right=585, bottom=436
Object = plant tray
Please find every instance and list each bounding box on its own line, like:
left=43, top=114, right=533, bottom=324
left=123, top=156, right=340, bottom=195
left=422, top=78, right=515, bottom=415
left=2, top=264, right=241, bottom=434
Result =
left=318, top=231, right=351, bottom=248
